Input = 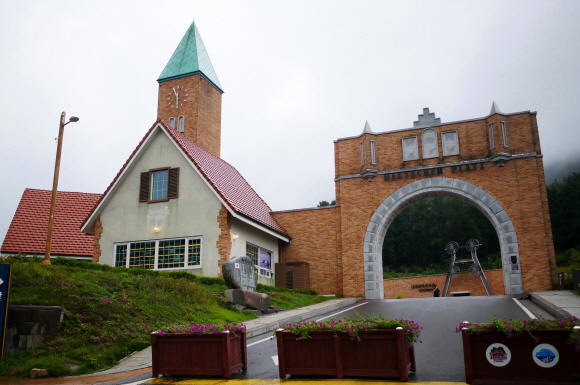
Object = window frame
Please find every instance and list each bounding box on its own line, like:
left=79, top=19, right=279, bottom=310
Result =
left=421, top=128, right=439, bottom=159
left=360, top=141, right=364, bottom=167
left=177, top=116, right=185, bottom=133
left=370, top=140, right=376, bottom=165
left=168, top=117, right=175, bottom=128
left=488, top=123, right=495, bottom=150
left=149, top=167, right=170, bottom=203
left=113, top=236, right=203, bottom=271
left=441, top=130, right=460, bottom=156
left=402, top=136, right=419, bottom=161
left=501, top=121, right=508, bottom=148
left=246, top=241, right=274, bottom=279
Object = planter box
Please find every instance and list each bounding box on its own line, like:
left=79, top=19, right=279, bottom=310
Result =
left=462, top=329, right=580, bottom=384
left=276, top=328, right=416, bottom=381
left=151, top=330, right=247, bottom=379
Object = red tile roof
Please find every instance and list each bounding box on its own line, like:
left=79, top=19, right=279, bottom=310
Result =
left=84, top=120, right=288, bottom=237
left=2, top=189, right=102, bottom=256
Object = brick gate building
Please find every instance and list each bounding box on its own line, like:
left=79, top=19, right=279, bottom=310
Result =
left=273, top=105, right=556, bottom=299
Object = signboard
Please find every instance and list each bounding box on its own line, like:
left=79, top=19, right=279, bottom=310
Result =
left=486, top=343, right=511, bottom=367
left=0, top=264, right=12, bottom=359
left=259, top=248, right=271, bottom=270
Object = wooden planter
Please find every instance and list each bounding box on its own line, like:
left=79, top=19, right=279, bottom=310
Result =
left=276, top=327, right=416, bottom=381
left=462, top=329, right=580, bottom=384
left=151, top=330, right=247, bottom=379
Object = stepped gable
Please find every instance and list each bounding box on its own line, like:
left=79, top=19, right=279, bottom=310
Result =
left=2, top=189, right=102, bottom=256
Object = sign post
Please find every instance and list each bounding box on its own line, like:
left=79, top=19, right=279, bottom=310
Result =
left=0, top=264, right=12, bottom=359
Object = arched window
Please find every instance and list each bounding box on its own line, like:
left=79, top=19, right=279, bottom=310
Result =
left=421, top=128, right=439, bottom=159
left=168, top=117, right=175, bottom=128
left=177, top=116, right=184, bottom=133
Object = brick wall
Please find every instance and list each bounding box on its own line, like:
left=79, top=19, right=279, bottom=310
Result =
left=272, top=206, right=342, bottom=295
left=91, top=215, right=102, bottom=263
left=383, top=270, right=505, bottom=299
left=157, top=74, right=222, bottom=157
left=216, top=204, right=231, bottom=278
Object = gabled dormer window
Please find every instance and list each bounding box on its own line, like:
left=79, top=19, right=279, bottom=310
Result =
left=402, top=136, right=419, bottom=161
left=168, top=117, right=175, bottom=128
left=139, top=167, right=179, bottom=203
left=421, top=128, right=439, bottom=159
left=177, top=116, right=184, bottom=133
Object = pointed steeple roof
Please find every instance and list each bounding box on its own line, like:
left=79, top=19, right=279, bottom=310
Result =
left=158, top=21, right=223, bottom=93
left=362, top=120, right=373, bottom=134
left=489, top=101, right=502, bottom=115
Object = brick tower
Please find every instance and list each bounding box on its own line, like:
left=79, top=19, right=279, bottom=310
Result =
left=157, top=21, right=223, bottom=157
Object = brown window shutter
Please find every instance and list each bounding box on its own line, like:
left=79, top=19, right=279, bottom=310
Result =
left=168, top=168, right=179, bottom=199
left=139, top=172, right=150, bottom=202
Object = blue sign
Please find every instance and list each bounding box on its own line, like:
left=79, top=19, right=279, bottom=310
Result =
left=0, top=264, right=12, bottom=359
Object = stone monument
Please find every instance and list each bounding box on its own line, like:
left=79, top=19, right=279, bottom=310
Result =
left=222, top=256, right=271, bottom=311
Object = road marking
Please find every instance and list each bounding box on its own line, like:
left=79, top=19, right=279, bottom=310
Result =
left=513, top=298, right=537, bottom=319
left=246, top=335, right=274, bottom=347
left=271, top=355, right=279, bottom=366
left=316, top=302, right=368, bottom=322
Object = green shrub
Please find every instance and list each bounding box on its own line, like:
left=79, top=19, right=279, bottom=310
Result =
left=396, top=294, right=403, bottom=299
left=256, top=283, right=317, bottom=296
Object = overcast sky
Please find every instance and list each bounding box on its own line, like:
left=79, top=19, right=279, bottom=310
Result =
left=1, top=1, right=579, bottom=247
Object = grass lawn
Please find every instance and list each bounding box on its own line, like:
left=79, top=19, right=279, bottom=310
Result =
left=0, top=257, right=329, bottom=378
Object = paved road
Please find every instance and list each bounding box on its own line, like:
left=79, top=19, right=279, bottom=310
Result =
left=238, top=296, right=534, bottom=382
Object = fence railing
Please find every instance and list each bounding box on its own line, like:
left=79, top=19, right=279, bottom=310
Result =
left=557, top=270, right=580, bottom=290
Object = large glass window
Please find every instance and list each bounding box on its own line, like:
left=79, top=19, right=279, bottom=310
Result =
left=158, top=239, right=185, bottom=269
left=151, top=170, right=168, bottom=201
left=402, top=136, right=419, bottom=161
left=442, top=130, right=460, bottom=156
left=115, top=237, right=202, bottom=270
left=129, top=241, right=156, bottom=269
left=421, top=129, right=439, bottom=159
left=115, top=244, right=127, bottom=267
left=188, top=238, right=201, bottom=266
left=246, top=242, right=259, bottom=266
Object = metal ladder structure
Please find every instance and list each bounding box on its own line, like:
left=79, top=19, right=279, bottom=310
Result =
left=442, top=238, right=493, bottom=297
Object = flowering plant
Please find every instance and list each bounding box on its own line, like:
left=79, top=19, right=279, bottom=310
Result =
left=456, top=316, right=580, bottom=349
left=278, top=314, right=422, bottom=348
left=156, top=322, right=246, bottom=338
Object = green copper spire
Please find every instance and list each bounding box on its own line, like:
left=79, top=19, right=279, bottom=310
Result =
left=158, top=21, right=223, bottom=93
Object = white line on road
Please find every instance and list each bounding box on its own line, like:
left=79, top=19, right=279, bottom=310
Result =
left=316, top=302, right=368, bottom=322
left=247, top=335, right=274, bottom=347
left=513, top=298, right=537, bottom=319
left=272, top=355, right=279, bottom=366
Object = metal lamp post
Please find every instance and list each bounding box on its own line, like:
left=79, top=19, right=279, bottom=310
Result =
left=41, top=112, right=79, bottom=266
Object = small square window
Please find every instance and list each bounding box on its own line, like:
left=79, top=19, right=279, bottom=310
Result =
left=151, top=170, right=168, bottom=201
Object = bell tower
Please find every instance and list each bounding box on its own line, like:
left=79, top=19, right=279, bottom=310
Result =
left=157, top=21, right=223, bottom=157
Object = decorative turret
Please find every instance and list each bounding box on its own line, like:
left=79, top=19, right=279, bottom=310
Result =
left=157, top=21, right=223, bottom=157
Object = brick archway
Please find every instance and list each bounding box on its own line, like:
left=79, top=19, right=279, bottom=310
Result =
left=363, top=177, right=522, bottom=300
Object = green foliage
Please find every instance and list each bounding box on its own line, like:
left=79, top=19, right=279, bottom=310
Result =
left=317, top=200, right=336, bottom=207
left=457, top=316, right=580, bottom=348
left=158, top=322, right=246, bottom=337
left=0, top=256, right=330, bottom=378
left=495, top=256, right=502, bottom=269
left=487, top=257, right=493, bottom=269
left=396, top=294, right=403, bottom=299
left=256, top=283, right=317, bottom=296
left=382, top=197, right=500, bottom=270
left=279, top=314, right=422, bottom=347
left=548, top=172, right=580, bottom=253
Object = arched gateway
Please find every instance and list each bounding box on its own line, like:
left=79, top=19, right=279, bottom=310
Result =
left=273, top=105, right=556, bottom=299
left=363, top=177, right=522, bottom=299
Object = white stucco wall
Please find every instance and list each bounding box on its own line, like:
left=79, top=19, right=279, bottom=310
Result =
left=230, top=217, right=279, bottom=286
left=97, top=129, right=223, bottom=277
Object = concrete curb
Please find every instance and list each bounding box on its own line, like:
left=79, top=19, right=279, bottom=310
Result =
left=245, top=297, right=364, bottom=338
left=530, top=292, right=571, bottom=318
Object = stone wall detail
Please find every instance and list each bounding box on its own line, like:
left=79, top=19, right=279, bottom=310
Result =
left=3, top=305, right=63, bottom=356
left=91, top=215, right=102, bottom=263
left=216, top=204, right=231, bottom=278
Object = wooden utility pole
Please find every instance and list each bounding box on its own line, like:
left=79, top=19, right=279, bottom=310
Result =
left=42, top=112, right=78, bottom=266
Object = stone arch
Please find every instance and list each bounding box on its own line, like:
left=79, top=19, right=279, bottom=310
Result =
left=363, top=177, right=522, bottom=299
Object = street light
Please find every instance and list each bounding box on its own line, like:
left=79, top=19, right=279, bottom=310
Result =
left=41, top=112, right=79, bottom=266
